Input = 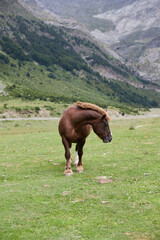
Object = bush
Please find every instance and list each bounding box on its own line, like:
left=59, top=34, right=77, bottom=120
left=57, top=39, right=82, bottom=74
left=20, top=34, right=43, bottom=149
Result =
left=15, top=107, right=22, bottom=112
left=48, top=73, right=55, bottom=79
left=0, top=53, right=10, bottom=64
left=35, top=106, right=40, bottom=114
left=3, top=103, right=8, bottom=109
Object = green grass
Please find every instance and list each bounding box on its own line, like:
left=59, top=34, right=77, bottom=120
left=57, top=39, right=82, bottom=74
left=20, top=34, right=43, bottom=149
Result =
left=0, top=98, right=70, bottom=117
left=0, top=117, right=160, bottom=239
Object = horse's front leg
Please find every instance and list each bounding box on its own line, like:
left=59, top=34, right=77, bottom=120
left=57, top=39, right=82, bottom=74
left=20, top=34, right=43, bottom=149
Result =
left=76, top=138, right=86, bottom=173
left=62, top=136, right=73, bottom=176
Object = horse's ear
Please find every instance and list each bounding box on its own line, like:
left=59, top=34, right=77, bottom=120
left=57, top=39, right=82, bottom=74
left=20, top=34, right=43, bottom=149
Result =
left=102, top=115, right=106, bottom=121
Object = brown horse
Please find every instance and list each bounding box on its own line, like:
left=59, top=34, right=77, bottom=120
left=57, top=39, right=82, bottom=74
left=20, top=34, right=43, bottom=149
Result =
left=58, top=101, right=112, bottom=176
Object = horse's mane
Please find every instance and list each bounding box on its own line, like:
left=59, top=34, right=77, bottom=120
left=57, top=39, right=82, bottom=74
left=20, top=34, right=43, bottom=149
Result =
left=76, top=101, right=110, bottom=121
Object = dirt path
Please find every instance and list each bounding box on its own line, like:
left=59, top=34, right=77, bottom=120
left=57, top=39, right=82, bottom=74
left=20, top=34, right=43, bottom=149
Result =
left=0, top=109, right=160, bottom=121
left=107, top=108, right=160, bottom=120
left=0, top=117, right=60, bottom=121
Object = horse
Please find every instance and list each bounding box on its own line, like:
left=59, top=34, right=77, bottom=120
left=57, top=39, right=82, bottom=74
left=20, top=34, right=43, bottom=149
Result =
left=58, top=101, right=112, bottom=176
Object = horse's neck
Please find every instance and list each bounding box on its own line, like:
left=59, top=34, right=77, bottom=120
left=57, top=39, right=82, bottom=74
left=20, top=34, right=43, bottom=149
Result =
left=76, top=110, right=100, bottom=126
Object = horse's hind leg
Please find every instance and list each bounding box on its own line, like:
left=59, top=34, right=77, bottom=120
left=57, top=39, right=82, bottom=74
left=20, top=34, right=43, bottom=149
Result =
left=76, top=138, right=86, bottom=173
left=73, top=144, right=79, bottom=166
left=62, top=136, right=73, bottom=176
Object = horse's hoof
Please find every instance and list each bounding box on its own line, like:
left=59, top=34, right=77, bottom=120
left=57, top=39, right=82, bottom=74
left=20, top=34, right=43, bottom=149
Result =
left=76, top=166, right=83, bottom=173
left=65, top=172, right=73, bottom=177
left=64, top=169, right=73, bottom=177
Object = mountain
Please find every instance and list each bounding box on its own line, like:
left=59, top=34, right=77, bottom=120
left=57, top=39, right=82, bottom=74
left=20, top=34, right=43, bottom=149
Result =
left=91, top=0, right=160, bottom=85
left=39, top=0, right=160, bottom=86
left=18, top=0, right=160, bottom=90
left=0, top=0, right=160, bottom=108
left=18, top=0, right=87, bottom=31
left=37, top=0, right=136, bottom=31
left=91, top=0, right=160, bottom=43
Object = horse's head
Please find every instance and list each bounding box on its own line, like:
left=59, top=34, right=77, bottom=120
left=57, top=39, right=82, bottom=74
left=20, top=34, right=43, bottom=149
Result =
left=92, top=115, right=112, bottom=143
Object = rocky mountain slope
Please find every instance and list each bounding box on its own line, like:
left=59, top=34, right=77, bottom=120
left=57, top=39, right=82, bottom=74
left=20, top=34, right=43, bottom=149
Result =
left=91, top=0, right=160, bottom=84
left=92, top=0, right=160, bottom=43
left=18, top=0, right=87, bottom=31
left=37, top=0, right=136, bottom=31
left=38, top=0, right=160, bottom=86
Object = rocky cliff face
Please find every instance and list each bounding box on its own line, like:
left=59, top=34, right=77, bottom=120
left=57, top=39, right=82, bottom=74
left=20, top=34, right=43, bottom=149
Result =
left=137, top=38, right=160, bottom=83
left=91, top=0, right=160, bottom=44
left=91, top=0, right=160, bottom=84
left=33, top=0, right=136, bottom=31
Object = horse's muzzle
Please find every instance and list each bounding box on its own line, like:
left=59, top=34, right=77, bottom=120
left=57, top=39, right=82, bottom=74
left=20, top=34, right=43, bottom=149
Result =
left=103, top=136, right=112, bottom=143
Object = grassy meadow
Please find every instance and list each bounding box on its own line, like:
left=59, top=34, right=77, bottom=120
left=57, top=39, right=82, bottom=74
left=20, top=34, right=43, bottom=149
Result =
left=0, top=116, right=160, bottom=240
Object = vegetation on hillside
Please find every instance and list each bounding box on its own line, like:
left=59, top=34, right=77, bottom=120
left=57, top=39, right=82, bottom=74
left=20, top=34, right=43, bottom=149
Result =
left=1, top=54, right=160, bottom=108
left=0, top=2, right=160, bottom=109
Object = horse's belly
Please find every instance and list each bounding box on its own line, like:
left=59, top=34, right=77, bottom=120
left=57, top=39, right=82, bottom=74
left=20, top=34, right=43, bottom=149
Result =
left=69, top=125, right=91, bottom=143
left=59, top=114, right=91, bottom=143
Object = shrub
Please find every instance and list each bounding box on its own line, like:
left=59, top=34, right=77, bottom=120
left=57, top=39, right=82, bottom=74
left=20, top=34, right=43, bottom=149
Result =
left=0, top=53, right=10, bottom=64
left=48, top=73, right=55, bottom=79
left=35, top=106, right=40, bottom=114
